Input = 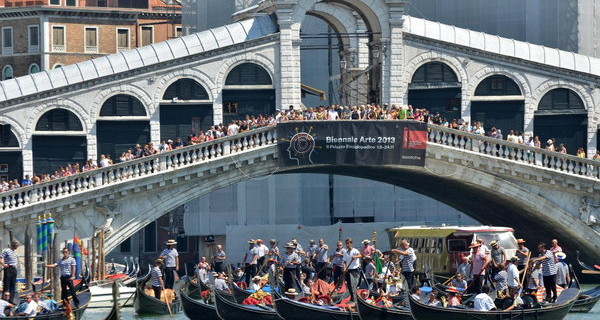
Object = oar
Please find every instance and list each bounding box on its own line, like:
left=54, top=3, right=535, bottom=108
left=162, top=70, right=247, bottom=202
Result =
left=442, top=274, right=457, bottom=285
left=164, top=289, right=174, bottom=317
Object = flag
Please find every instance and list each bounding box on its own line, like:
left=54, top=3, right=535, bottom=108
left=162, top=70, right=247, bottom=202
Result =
left=73, top=236, right=82, bottom=279
left=374, top=251, right=383, bottom=274
left=36, top=218, right=42, bottom=252
left=46, top=213, right=55, bottom=249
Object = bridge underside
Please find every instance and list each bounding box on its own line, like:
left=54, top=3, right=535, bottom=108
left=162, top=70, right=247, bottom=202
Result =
left=281, top=164, right=600, bottom=263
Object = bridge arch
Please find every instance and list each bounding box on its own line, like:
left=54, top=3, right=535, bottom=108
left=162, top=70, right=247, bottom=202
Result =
left=92, top=85, right=154, bottom=121
left=154, top=71, right=216, bottom=103
left=215, top=54, right=276, bottom=90
left=531, top=81, right=593, bottom=112
left=26, top=100, right=91, bottom=137
left=404, top=52, right=468, bottom=89
left=307, top=2, right=360, bottom=51
left=0, top=116, right=25, bottom=147
left=290, top=0, right=390, bottom=39
left=0, top=118, right=24, bottom=181
left=468, top=67, right=531, bottom=99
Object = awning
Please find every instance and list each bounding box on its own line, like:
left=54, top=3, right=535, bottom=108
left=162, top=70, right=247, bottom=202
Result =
left=301, top=84, right=326, bottom=101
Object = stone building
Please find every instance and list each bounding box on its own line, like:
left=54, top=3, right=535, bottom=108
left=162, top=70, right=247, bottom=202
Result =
left=0, top=0, right=181, bottom=79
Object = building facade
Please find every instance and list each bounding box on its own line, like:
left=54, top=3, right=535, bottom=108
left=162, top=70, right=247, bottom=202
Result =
left=0, top=0, right=181, bottom=79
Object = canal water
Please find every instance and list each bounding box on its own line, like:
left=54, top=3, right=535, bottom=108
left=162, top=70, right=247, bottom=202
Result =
left=82, top=284, right=600, bottom=320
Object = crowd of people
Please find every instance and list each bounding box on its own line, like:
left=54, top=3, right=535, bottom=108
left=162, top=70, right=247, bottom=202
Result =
left=148, top=234, right=570, bottom=312
left=3, top=103, right=599, bottom=194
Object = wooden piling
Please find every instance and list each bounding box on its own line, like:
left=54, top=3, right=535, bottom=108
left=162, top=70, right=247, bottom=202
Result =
left=24, top=225, right=33, bottom=290
left=91, top=234, right=96, bottom=281
left=52, top=235, right=60, bottom=300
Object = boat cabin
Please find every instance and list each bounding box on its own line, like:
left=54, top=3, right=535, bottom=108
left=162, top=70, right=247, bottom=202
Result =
left=387, top=226, right=517, bottom=274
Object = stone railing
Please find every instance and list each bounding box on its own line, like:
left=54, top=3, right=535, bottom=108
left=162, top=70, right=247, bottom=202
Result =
left=427, top=124, right=600, bottom=180
left=0, top=126, right=278, bottom=212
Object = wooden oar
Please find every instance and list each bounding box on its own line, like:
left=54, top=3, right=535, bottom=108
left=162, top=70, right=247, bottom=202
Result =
left=442, top=274, right=457, bottom=285
left=582, top=270, right=600, bottom=275
left=164, top=289, right=174, bottom=317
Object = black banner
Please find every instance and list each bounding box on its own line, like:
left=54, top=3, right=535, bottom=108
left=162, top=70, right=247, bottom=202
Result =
left=277, top=121, right=427, bottom=167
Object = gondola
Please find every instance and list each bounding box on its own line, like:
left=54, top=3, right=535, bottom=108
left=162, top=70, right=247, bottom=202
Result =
left=231, top=282, right=252, bottom=303
left=1, top=289, right=92, bottom=320
left=355, top=292, right=412, bottom=320
left=186, top=276, right=236, bottom=301
left=271, top=288, right=356, bottom=320
left=408, top=285, right=580, bottom=320
left=213, top=287, right=282, bottom=320
left=180, top=285, right=219, bottom=320
left=576, top=251, right=600, bottom=275
left=102, top=281, right=121, bottom=320
left=133, top=280, right=182, bottom=315
left=570, top=285, right=600, bottom=313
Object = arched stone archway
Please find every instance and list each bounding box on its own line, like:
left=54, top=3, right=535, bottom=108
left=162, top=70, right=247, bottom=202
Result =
left=0, top=119, right=23, bottom=181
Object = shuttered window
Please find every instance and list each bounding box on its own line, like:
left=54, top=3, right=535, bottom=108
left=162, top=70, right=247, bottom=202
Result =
left=411, top=62, right=458, bottom=83
left=85, top=27, right=97, bottom=47
left=117, top=29, right=129, bottom=49
left=225, top=63, right=272, bottom=85
left=52, top=26, right=64, bottom=46
left=141, top=26, right=153, bottom=46
left=538, top=88, right=584, bottom=111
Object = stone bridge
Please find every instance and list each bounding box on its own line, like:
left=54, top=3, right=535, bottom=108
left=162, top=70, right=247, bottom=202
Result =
left=1, top=123, right=600, bottom=261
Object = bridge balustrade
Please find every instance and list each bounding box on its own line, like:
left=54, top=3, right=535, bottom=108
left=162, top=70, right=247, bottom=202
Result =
left=0, top=127, right=277, bottom=212
left=428, top=125, right=600, bottom=179
left=2, top=123, right=599, bottom=213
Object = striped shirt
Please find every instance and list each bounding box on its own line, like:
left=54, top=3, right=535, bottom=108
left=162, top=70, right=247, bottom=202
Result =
left=57, top=257, right=76, bottom=276
left=281, top=251, right=300, bottom=269
left=399, top=247, right=416, bottom=272
left=151, top=266, right=162, bottom=287
left=540, top=250, right=557, bottom=276
left=1, top=248, right=17, bottom=267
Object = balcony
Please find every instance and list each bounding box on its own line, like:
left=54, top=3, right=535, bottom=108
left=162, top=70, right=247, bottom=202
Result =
left=85, top=46, right=99, bottom=53
left=52, top=44, right=65, bottom=52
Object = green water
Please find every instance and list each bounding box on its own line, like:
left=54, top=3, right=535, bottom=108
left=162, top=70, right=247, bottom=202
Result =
left=83, top=285, right=600, bottom=320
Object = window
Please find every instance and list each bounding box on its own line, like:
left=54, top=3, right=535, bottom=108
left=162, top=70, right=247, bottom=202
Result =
left=538, top=88, right=585, bottom=111
left=116, top=28, right=130, bottom=51
left=28, top=25, right=39, bottom=53
left=223, top=102, right=238, bottom=115
left=52, top=26, right=65, bottom=52
left=411, top=62, right=459, bottom=83
left=144, top=221, right=157, bottom=252
left=141, top=26, right=153, bottom=46
left=28, top=63, right=40, bottom=74
left=175, top=26, right=182, bottom=38
left=35, top=109, right=83, bottom=131
left=66, top=0, right=76, bottom=6
left=120, top=238, right=131, bottom=253
left=2, top=27, right=13, bottom=55
left=100, top=94, right=147, bottom=116
left=2, top=65, right=13, bottom=80
left=225, top=63, right=272, bottom=85
left=84, top=27, right=98, bottom=53
left=163, top=78, right=209, bottom=100
left=49, top=0, right=60, bottom=4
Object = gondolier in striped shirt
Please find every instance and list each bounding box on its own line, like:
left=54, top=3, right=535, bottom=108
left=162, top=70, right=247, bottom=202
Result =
left=159, top=239, right=179, bottom=290
left=147, top=259, right=165, bottom=299
left=531, top=242, right=558, bottom=302
left=0, top=240, right=19, bottom=303
left=44, top=247, right=81, bottom=307
left=392, top=238, right=417, bottom=289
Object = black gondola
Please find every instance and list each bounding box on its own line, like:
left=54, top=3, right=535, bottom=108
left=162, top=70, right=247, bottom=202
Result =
left=133, top=280, right=182, bottom=315
left=576, top=251, right=600, bottom=275
left=0, top=289, right=91, bottom=320
left=355, top=293, right=412, bottom=320
left=571, top=285, right=600, bottom=313
left=271, top=288, right=356, bottom=320
left=231, top=282, right=252, bottom=303
left=186, top=277, right=236, bottom=302
left=408, top=286, right=580, bottom=320
left=213, top=287, right=282, bottom=320
left=180, top=285, right=219, bottom=320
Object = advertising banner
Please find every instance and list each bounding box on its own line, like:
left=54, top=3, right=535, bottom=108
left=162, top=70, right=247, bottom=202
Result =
left=277, top=120, right=427, bottom=167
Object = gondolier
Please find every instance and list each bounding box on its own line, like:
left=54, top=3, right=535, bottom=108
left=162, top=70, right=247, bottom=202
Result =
left=331, top=241, right=346, bottom=286
left=44, top=247, right=81, bottom=307
left=343, top=238, right=361, bottom=300
left=213, top=244, right=227, bottom=273
left=159, top=239, right=179, bottom=290
left=281, top=242, right=300, bottom=292
left=0, top=240, right=19, bottom=303
left=314, top=239, right=329, bottom=280
left=392, top=238, right=417, bottom=289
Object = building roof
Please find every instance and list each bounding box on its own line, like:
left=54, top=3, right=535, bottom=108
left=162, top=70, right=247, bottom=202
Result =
left=0, top=15, right=277, bottom=103
left=402, top=15, right=600, bottom=77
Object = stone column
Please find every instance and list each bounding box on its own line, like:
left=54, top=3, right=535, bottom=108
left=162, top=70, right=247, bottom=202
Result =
left=587, top=87, right=599, bottom=157
left=276, top=8, right=302, bottom=109
left=383, top=1, right=407, bottom=105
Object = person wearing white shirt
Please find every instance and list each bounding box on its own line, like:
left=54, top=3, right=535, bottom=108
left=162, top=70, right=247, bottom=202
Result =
left=343, top=238, right=361, bottom=300
left=507, top=256, right=521, bottom=294
left=18, top=295, right=37, bottom=317
left=474, top=286, right=496, bottom=311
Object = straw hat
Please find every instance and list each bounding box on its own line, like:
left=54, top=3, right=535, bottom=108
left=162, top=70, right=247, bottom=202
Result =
left=166, top=239, right=177, bottom=245
left=362, top=239, right=370, bottom=244
left=469, top=242, right=480, bottom=248
left=284, top=242, right=295, bottom=249
left=517, top=239, right=526, bottom=244
left=556, top=252, right=567, bottom=260
left=285, top=288, right=299, bottom=296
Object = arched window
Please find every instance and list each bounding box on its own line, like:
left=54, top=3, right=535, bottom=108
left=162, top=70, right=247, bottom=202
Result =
left=0, top=124, right=19, bottom=147
left=163, top=78, right=209, bottom=100
left=2, top=65, right=13, bottom=80
left=225, top=63, right=272, bottom=85
left=411, top=62, right=458, bottom=83
left=100, top=94, right=146, bottom=117
left=53, top=63, right=63, bottom=69
left=538, top=88, right=584, bottom=111
left=35, top=109, right=83, bottom=131
left=29, top=63, right=40, bottom=74
left=474, top=75, right=521, bottom=96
